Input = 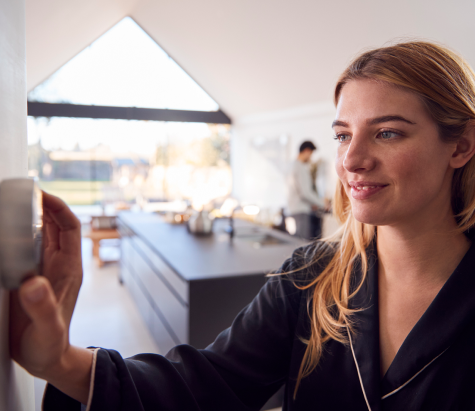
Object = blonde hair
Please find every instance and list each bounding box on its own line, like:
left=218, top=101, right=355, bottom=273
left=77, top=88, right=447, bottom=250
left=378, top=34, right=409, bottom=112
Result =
left=294, top=41, right=475, bottom=395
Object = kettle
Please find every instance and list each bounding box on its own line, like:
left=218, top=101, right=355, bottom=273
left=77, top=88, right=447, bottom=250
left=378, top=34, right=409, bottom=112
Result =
left=187, top=210, right=214, bottom=235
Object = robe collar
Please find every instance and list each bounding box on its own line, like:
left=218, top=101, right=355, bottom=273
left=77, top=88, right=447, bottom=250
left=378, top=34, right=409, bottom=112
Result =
left=348, top=240, right=475, bottom=410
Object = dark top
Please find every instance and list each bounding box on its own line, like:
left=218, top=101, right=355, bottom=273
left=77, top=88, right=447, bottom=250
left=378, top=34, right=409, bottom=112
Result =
left=43, top=240, right=475, bottom=411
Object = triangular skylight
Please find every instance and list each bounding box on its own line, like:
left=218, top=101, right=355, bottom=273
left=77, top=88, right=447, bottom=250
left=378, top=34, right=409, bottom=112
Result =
left=28, top=17, right=220, bottom=112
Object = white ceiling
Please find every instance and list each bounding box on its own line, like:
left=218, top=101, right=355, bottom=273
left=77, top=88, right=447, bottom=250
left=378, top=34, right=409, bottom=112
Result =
left=26, top=0, right=475, bottom=120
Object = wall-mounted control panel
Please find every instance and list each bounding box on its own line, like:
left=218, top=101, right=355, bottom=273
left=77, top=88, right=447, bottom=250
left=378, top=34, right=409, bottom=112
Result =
left=0, top=179, right=42, bottom=289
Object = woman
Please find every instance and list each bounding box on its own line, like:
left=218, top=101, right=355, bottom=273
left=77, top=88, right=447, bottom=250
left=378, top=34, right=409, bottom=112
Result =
left=11, top=41, right=475, bottom=410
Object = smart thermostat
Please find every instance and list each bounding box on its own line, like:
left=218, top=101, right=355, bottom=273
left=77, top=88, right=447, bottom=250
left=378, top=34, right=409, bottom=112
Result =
left=0, top=178, right=42, bottom=289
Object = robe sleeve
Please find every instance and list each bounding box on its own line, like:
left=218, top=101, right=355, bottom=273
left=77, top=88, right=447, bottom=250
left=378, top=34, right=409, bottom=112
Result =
left=42, top=245, right=326, bottom=411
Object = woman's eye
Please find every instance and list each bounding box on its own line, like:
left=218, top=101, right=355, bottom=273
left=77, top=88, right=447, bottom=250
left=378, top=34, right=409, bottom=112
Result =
left=334, top=134, right=350, bottom=143
left=379, top=131, right=399, bottom=139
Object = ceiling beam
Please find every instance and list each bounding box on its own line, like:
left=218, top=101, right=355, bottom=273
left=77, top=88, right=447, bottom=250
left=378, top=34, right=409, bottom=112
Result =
left=27, top=102, right=232, bottom=124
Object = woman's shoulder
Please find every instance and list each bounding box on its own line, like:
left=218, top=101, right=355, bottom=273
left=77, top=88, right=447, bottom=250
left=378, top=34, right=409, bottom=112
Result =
left=269, top=240, right=338, bottom=292
left=283, top=240, right=337, bottom=275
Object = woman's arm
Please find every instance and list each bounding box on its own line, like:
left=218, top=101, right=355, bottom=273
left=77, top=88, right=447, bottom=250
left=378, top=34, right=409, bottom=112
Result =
left=41, top=248, right=313, bottom=411
left=11, top=191, right=320, bottom=410
left=45, top=274, right=304, bottom=411
left=9, top=192, right=93, bottom=404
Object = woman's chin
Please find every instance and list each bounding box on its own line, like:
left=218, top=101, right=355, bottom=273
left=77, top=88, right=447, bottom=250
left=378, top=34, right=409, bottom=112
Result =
left=352, top=208, right=389, bottom=226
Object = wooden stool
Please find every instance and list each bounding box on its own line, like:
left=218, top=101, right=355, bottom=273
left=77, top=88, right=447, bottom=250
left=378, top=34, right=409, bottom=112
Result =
left=85, top=228, right=120, bottom=267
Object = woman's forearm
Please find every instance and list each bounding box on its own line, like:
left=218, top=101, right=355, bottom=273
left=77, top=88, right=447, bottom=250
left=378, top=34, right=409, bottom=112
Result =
left=42, top=345, right=94, bottom=405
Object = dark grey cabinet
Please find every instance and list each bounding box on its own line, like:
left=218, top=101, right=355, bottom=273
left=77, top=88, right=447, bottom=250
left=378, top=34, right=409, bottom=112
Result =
left=119, top=221, right=272, bottom=352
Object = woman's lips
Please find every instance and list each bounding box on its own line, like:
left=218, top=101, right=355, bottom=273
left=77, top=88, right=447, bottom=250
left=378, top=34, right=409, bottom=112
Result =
left=349, top=183, right=388, bottom=200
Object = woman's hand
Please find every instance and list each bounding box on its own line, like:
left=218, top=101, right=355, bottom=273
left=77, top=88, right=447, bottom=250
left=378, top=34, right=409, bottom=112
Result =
left=9, top=192, right=93, bottom=404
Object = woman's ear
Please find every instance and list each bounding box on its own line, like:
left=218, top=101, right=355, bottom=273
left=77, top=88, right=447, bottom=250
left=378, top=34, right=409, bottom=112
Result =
left=450, top=121, right=475, bottom=169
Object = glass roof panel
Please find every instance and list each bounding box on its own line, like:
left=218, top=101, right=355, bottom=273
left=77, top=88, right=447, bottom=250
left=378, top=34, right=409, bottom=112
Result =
left=28, top=17, right=220, bottom=112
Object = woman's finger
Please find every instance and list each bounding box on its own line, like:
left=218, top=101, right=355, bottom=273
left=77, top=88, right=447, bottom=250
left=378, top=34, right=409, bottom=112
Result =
left=11, top=276, right=67, bottom=376
left=42, top=192, right=81, bottom=255
left=43, top=192, right=80, bottom=232
left=44, top=210, right=59, bottom=252
left=18, top=276, right=62, bottom=335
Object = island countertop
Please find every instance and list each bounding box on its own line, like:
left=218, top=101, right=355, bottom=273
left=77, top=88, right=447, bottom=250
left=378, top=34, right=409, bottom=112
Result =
left=118, top=211, right=308, bottom=282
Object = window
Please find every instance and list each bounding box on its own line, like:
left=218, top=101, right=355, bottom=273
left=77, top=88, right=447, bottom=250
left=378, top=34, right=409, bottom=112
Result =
left=28, top=17, right=219, bottom=111
left=28, top=18, right=231, bottom=210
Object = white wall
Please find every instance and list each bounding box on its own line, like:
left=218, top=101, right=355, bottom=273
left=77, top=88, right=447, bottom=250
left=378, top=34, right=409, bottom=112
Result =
left=232, top=101, right=337, bottom=209
left=0, top=0, right=34, bottom=409
left=232, top=101, right=340, bottom=237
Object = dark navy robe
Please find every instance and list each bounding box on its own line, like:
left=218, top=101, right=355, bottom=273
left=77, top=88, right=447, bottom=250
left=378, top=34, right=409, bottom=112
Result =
left=43, top=240, right=475, bottom=410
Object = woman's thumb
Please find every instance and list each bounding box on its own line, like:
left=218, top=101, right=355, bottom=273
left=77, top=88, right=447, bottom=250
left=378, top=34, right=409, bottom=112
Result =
left=19, top=277, right=59, bottom=329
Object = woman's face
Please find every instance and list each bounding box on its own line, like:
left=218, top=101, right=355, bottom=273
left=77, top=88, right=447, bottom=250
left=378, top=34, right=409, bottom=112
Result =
left=334, top=79, right=458, bottom=227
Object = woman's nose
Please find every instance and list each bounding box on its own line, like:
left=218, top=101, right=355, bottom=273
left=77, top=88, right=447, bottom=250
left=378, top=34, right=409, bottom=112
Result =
left=342, top=135, right=376, bottom=173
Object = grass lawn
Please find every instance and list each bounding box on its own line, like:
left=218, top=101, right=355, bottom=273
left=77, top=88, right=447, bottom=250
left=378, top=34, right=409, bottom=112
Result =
left=39, top=180, right=106, bottom=205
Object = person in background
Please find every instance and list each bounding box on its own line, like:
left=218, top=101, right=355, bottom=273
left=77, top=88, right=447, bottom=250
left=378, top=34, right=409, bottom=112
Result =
left=287, top=140, right=326, bottom=239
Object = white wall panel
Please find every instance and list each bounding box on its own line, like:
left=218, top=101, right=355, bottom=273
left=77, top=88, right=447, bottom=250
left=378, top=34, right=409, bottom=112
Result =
left=232, top=102, right=337, bottom=207
left=232, top=102, right=340, bottom=237
left=0, top=0, right=34, bottom=409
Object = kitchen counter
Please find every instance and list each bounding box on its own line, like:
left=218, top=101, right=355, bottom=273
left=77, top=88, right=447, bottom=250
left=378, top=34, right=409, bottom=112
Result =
left=118, top=211, right=306, bottom=281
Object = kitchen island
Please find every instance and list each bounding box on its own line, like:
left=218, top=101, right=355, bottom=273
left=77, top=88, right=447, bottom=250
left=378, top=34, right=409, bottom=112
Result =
left=118, top=211, right=307, bottom=352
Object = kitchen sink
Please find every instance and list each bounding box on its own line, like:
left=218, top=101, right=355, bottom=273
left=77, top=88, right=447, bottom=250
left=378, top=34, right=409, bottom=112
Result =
left=235, top=233, right=290, bottom=247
